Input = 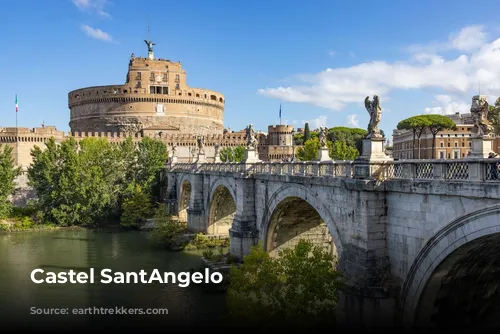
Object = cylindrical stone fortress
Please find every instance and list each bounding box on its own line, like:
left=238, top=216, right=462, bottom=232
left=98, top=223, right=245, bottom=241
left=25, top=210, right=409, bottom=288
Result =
left=68, top=52, right=225, bottom=135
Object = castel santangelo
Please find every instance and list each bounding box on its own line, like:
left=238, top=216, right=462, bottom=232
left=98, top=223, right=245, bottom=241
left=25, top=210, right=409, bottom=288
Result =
left=0, top=40, right=295, bottom=167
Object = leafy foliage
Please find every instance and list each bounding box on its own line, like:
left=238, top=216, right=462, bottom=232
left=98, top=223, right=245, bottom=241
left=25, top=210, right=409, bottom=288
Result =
left=219, top=145, right=245, bottom=162
left=488, top=97, right=500, bottom=135
left=227, top=240, right=344, bottom=327
left=120, top=184, right=153, bottom=228
left=185, top=233, right=229, bottom=250
left=328, top=126, right=367, bottom=153
left=27, top=136, right=168, bottom=226
left=0, top=144, right=22, bottom=218
left=330, top=140, right=359, bottom=160
left=303, top=123, right=311, bottom=141
left=296, top=138, right=320, bottom=161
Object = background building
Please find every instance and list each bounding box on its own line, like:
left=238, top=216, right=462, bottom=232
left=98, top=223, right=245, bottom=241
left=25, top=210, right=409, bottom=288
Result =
left=392, top=112, right=500, bottom=160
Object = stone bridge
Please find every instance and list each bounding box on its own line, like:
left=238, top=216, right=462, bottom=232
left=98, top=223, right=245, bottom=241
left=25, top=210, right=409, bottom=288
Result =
left=163, top=158, right=500, bottom=328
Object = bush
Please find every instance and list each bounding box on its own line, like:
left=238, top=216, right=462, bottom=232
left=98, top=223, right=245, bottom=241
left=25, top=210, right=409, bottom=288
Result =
left=151, top=217, right=188, bottom=247
left=227, top=240, right=344, bottom=327
left=120, top=184, right=153, bottom=228
left=186, top=233, right=229, bottom=250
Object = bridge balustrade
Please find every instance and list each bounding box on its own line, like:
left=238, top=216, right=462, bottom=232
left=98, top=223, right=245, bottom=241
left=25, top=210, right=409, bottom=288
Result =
left=167, top=158, right=500, bottom=182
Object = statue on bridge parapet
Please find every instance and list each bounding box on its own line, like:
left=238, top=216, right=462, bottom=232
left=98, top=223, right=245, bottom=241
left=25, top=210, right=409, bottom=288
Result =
left=471, top=95, right=493, bottom=137
left=171, top=143, right=177, bottom=157
left=214, top=143, right=221, bottom=162
left=245, top=124, right=258, bottom=149
left=197, top=136, right=205, bottom=154
left=318, top=127, right=328, bottom=148
left=364, top=95, right=383, bottom=138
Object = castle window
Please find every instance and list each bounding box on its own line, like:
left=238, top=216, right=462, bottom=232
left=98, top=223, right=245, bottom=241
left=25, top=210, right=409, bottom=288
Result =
left=439, top=142, right=444, bottom=148
left=462, top=142, right=465, bottom=147
left=219, top=97, right=223, bottom=103
left=163, top=74, right=168, bottom=81
left=150, top=72, right=155, bottom=80
left=448, top=142, right=451, bottom=147
left=163, top=87, right=169, bottom=94
left=123, top=90, right=128, bottom=93
left=210, top=95, right=217, bottom=101
left=150, top=86, right=155, bottom=94
left=137, top=82, right=142, bottom=88
left=178, top=92, right=182, bottom=96
left=196, top=94, right=200, bottom=97
left=156, top=86, right=162, bottom=94
left=204, top=94, right=207, bottom=98
left=175, top=74, right=180, bottom=82
left=175, top=84, right=180, bottom=89
left=136, top=72, right=141, bottom=80
left=188, top=93, right=192, bottom=96
left=454, top=142, right=458, bottom=147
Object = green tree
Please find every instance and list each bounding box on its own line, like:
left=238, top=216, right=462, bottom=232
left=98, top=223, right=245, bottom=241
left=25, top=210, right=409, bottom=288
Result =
left=330, top=140, right=359, bottom=160
left=227, top=240, right=343, bottom=327
left=135, top=137, right=168, bottom=193
left=328, top=127, right=367, bottom=153
left=304, top=123, right=311, bottom=141
left=0, top=145, right=22, bottom=218
left=120, top=184, right=153, bottom=228
left=219, top=145, right=245, bottom=162
left=488, top=97, right=500, bottom=135
left=425, top=114, right=456, bottom=159
left=27, top=136, right=167, bottom=226
left=296, top=138, right=320, bottom=161
left=397, top=115, right=432, bottom=159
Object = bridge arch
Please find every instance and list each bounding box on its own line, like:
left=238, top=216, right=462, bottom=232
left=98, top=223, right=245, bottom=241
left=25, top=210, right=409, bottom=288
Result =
left=261, top=184, right=343, bottom=260
left=401, top=205, right=500, bottom=328
left=177, top=175, right=192, bottom=222
left=207, top=178, right=236, bottom=235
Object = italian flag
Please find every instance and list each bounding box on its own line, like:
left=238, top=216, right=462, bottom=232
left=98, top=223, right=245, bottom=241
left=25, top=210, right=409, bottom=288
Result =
left=15, top=94, right=18, bottom=112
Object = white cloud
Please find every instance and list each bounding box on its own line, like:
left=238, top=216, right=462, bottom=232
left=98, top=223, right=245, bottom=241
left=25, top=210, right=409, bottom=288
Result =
left=328, top=50, right=336, bottom=57
left=424, top=94, right=470, bottom=115
left=80, top=25, right=113, bottom=42
left=72, top=0, right=111, bottom=18
left=346, top=114, right=359, bottom=127
left=258, top=25, right=500, bottom=113
left=297, top=115, right=328, bottom=130
left=450, top=25, right=487, bottom=52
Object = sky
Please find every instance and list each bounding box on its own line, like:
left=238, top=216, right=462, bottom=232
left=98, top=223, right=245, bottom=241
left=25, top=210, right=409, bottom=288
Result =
left=2, top=0, right=500, bottom=141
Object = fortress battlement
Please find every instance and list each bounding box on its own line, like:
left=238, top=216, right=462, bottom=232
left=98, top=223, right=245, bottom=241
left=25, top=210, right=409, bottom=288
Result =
left=0, top=126, right=248, bottom=147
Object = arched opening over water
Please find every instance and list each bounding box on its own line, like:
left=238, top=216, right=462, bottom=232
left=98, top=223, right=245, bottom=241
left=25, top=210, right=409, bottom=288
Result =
left=207, top=185, right=235, bottom=235
left=414, top=233, right=500, bottom=328
left=265, top=196, right=338, bottom=261
left=178, top=181, right=191, bottom=222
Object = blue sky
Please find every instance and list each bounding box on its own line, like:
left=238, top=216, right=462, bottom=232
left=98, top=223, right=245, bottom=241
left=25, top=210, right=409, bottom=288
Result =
left=2, top=0, right=500, bottom=142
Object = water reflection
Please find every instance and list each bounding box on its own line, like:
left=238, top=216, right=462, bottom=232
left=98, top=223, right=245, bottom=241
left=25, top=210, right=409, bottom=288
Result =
left=0, top=229, right=227, bottom=330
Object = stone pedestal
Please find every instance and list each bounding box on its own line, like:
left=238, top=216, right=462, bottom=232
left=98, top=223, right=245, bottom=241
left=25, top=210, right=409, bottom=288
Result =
left=316, top=147, right=331, bottom=161
left=466, top=136, right=494, bottom=159
left=243, top=148, right=261, bottom=163
left=353, top=137, right=393, bottom=179
left=214, top=153, right=221, bottom=163
left=358, top=137, right=391, bottom=161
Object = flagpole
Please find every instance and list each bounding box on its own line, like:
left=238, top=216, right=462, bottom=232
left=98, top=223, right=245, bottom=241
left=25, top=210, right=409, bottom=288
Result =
left=279, top=104, right=282, bottom=126
left=15, top=94, right=18, bottom=166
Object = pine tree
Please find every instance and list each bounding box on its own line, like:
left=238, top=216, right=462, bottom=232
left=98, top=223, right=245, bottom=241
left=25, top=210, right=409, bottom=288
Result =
left=304, top=123, right=311, bottom=141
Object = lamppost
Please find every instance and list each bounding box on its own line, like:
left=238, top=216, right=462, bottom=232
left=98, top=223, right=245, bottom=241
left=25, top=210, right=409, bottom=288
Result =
left=291, top=128, right=296, bottom=162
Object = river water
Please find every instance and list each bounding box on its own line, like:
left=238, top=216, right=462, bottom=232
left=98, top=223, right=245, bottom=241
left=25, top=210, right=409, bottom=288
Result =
left=0, top=229, right=228, bottom=330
